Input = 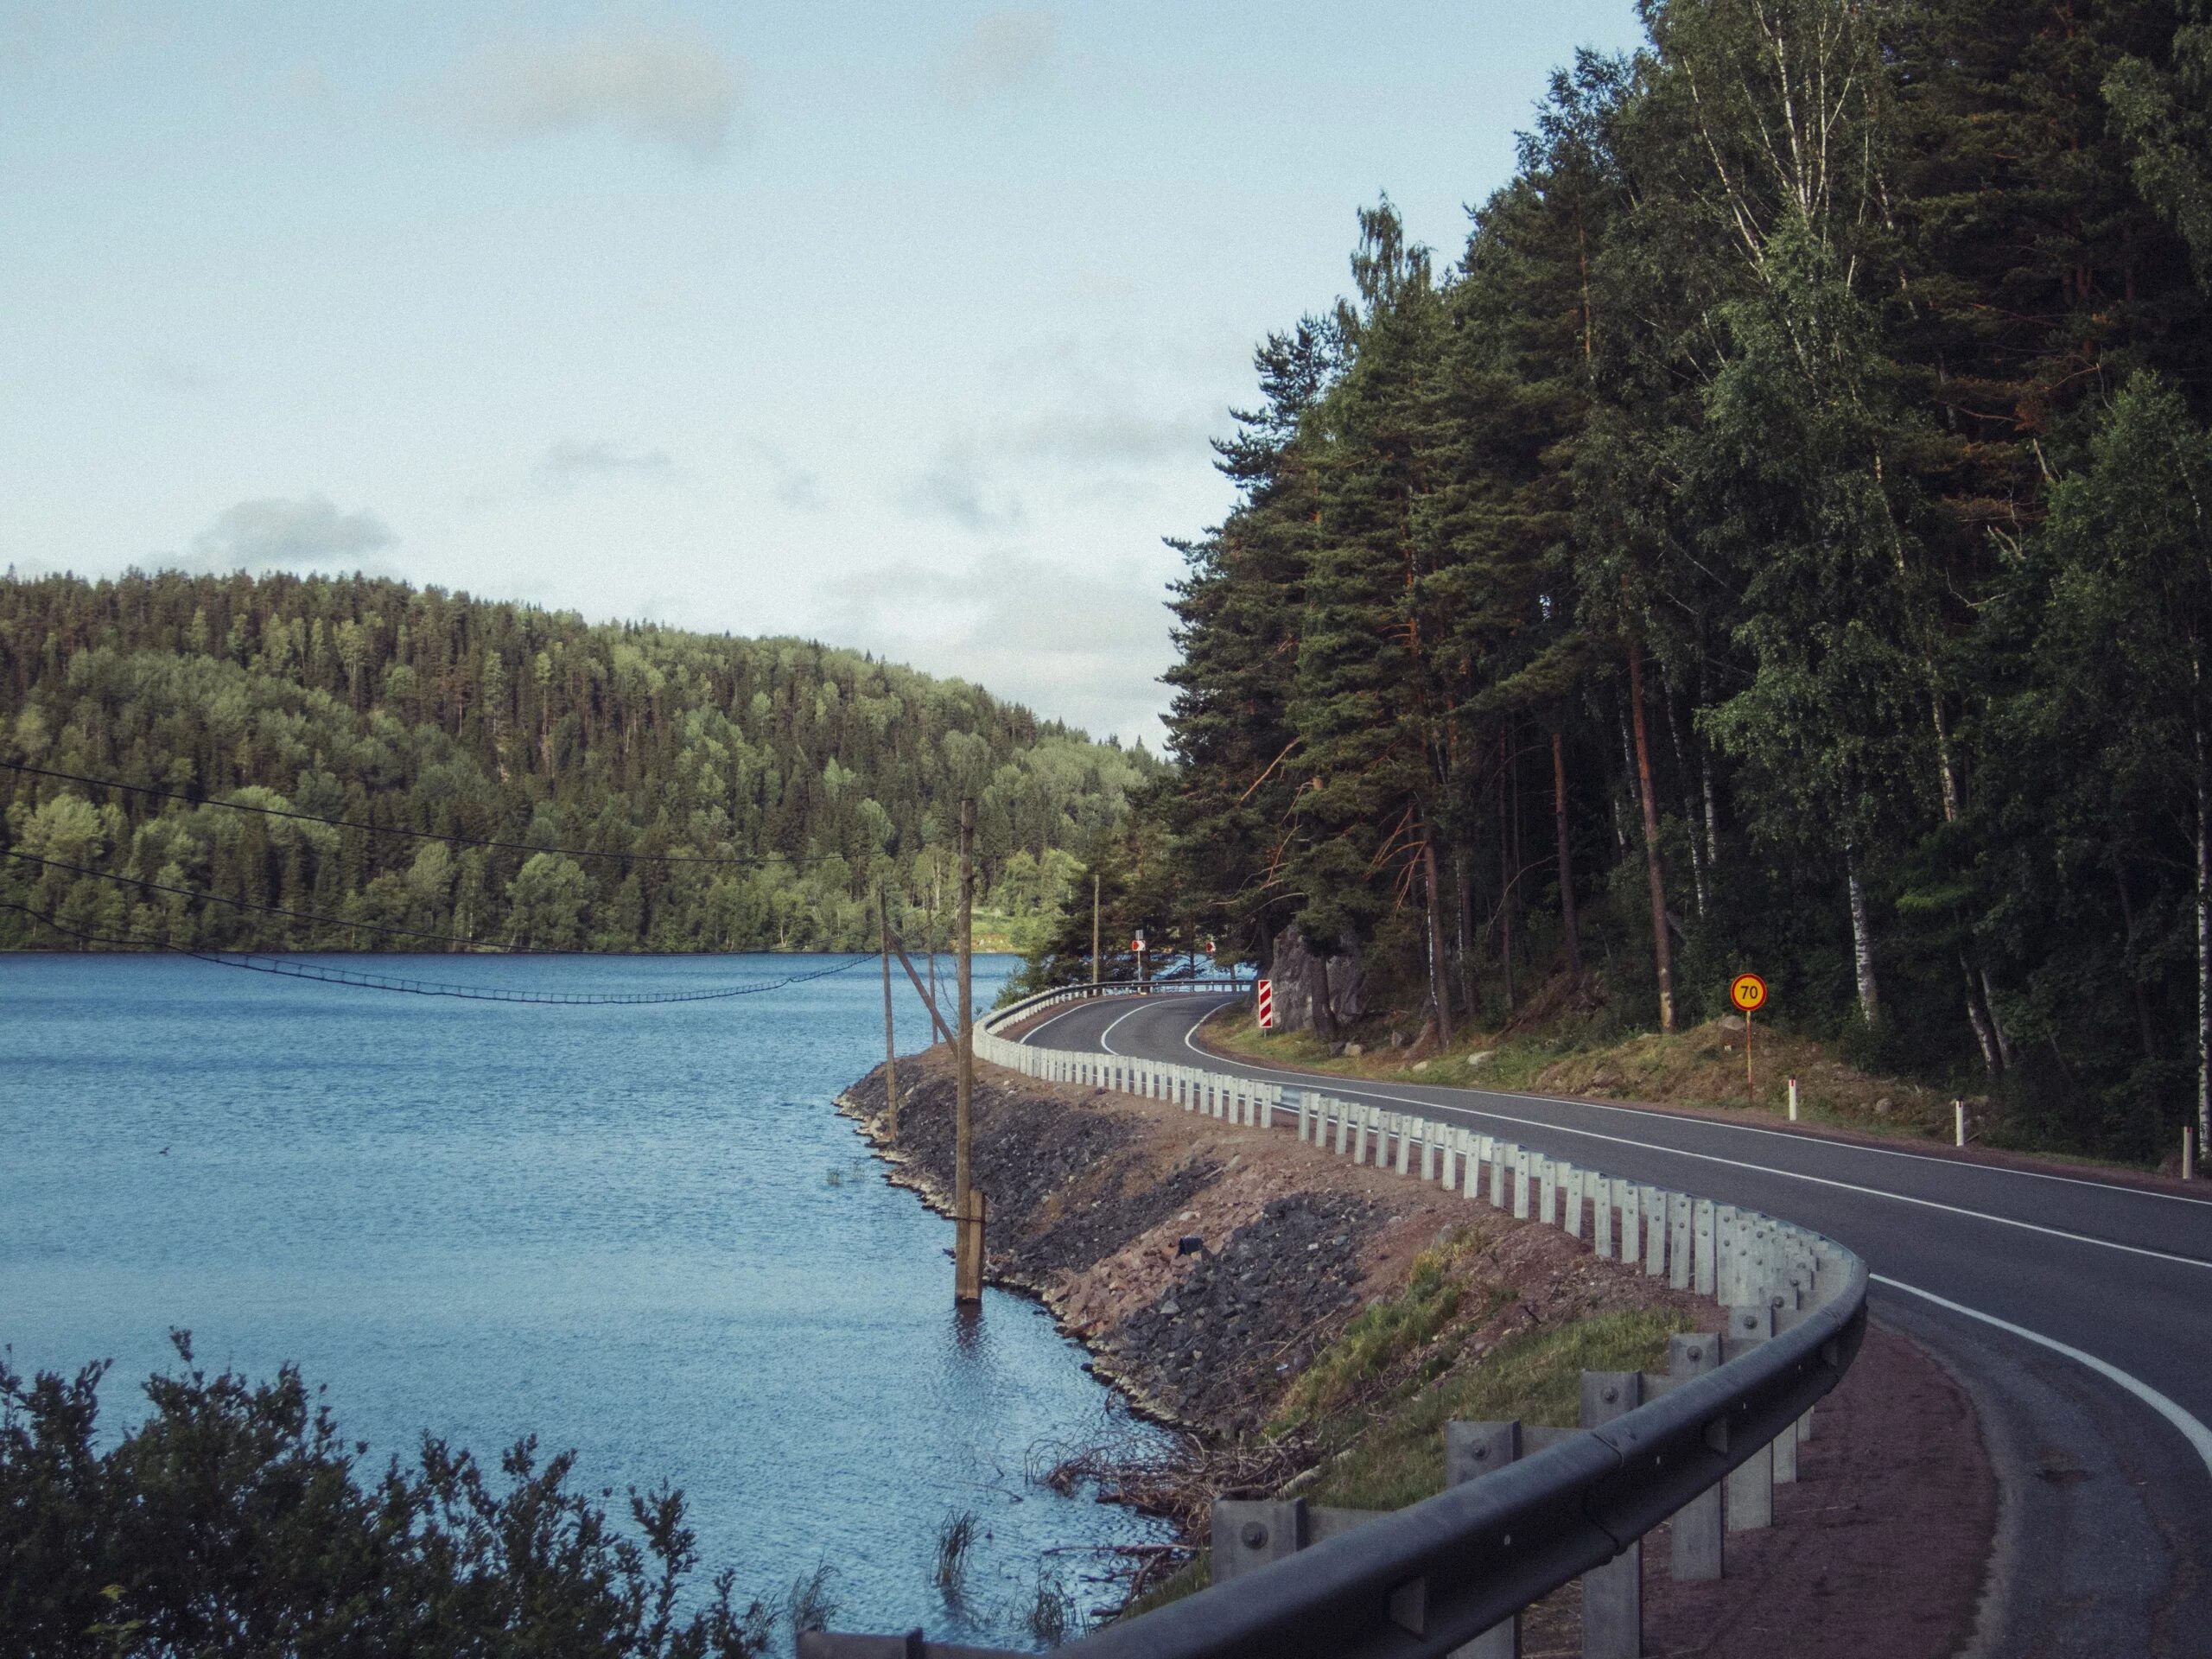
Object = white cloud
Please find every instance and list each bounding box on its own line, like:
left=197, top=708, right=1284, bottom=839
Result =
left=1009, top=409, right=1212, bottom=467
left=819, top=551, right=1172, bottom=743
left=435, top=24, right=742, bottom=160
left=738, top=439, right=827, bottom=511
left=938, top=10, right=1057, bottom=104
left=186, top=495, right=396, bottom=575
left=537, top=439, right=673, bottom=484
left=899, top=446, right=1024, bottom=531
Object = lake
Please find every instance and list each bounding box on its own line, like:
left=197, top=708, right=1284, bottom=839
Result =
left=0, top=951, right=1173, bottom=1648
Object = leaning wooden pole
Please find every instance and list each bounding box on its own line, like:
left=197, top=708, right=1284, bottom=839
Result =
left=879, top=886, right=899, bottom=1136
left=954, top=798, right=983, bottom=1303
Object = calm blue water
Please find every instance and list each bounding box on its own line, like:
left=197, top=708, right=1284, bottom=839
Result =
left=1, top=952, right=1171, bottom=1646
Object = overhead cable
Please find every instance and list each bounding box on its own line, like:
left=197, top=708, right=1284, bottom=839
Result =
left=0, top=901, right=874, bottom=1005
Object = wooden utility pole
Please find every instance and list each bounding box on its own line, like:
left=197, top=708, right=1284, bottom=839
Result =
left=954, top=798, right=984, bottom=1303
left=878, top=887, right=899, bottom=1136
left=1091, top=870, right=1102, bottom=984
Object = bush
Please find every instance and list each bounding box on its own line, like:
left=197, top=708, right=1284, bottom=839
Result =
left=0, top=1333, right=774, bottom=1658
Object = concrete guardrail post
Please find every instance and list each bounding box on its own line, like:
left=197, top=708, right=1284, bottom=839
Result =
left=1514, top=1148, right=1533, bottom=1219
left=1581, top=1370, right=1644, bottom=1658
left=1445, top=1420, right=1524, bottom=1659
left=1540, top=1158, right=1558, bottom=1226
left=1564, top=1163, right=1584, bottom=1238
left=1665, top=1333, right=1724, bottom=1581
left=1721, top=1301, right=1776, bottom=1531
left=1593, top=1178, right=1614, bottom=1259
left=1669, top=1195, right=1693, bottom=1291
left=1643, top=1187, right=1667, bottom=1277
left=1210, top=1498, right=1308, bottom=1583
left=1490, top=1141, right=1510, bottom=1208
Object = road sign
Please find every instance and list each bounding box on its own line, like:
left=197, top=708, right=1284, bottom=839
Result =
left=1729, top=972, right=1768, bottom=1014
left=1256, top=978, right=1275, bottom=1029
left=1133, top=932, right=1146, bottom=952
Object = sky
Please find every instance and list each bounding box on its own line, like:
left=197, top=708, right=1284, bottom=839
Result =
left=0, top=1, right=1647, bottom=747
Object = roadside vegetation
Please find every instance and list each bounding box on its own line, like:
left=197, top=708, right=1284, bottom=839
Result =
left=1022, top=2, right=2212, bottom=1173
left=0, top=570, right=1147, bottom=957
left=1116, top=1234, right=1688, bottom=1615
left=0, top=1334, right=775, bottom=1657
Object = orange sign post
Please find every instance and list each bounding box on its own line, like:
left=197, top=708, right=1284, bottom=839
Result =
left=1729, top=973, right=1768, bottom=1108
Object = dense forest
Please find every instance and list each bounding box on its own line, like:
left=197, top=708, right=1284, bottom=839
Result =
left=1032, top=0, right=2212, bottom=1165
left=0, top=570, right=1153, bottom=955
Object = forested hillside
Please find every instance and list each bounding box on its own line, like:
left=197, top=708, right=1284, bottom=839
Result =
left=1046, top=0, right=2212, bottom=1164
left=0, top=570, right=1153, bottom=955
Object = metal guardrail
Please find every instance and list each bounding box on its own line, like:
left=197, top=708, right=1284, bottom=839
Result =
left=821, top=979, right=1868, bottom=1659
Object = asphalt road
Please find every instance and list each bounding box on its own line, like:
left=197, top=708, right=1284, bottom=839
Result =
left=1018, top=991, right=2212, bottom=1657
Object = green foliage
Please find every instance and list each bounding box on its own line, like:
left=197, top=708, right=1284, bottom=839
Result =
left=0, top=570, right=1155, bottom=955
left=1296, top=1307, right=1691, bottom=1515
left=1275, top=1232, right=1484, bottom=1427
left=1145, top=0, right=2212, bottom=1161
left=0, top=1334, right=774, bottom=1658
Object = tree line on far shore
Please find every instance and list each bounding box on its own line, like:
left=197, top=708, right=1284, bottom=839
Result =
left=1033, top=0, right=2212, bottom=1167
left=0, top=570, right=1150, bottom=957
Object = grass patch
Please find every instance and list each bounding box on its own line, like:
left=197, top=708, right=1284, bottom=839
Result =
left=1296, top=1306, right=1692, bottom=1513
left=1116, top=1550, right=1208, bottom=1621
left=1275, top=1230, right=1495, bottom=1427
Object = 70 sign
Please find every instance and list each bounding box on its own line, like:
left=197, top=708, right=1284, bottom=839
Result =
left=1729, top=972, right=1768, bottom=1106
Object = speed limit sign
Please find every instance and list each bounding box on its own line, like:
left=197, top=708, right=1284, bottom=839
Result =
left=1729, top=973, right=1768, bottom=1013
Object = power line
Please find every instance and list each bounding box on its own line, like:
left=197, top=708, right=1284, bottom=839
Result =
left=4, top=849, right=518, bottom=952
left=1, top=759, right=857, bottom=868
left=2, top=899, right=876, bottom=1005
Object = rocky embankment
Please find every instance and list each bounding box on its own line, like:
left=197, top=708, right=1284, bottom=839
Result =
left=836, top=1048, right=1701, bottom=1440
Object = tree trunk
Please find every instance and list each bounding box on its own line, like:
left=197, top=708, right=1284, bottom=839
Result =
left=2115, top=870, right=2158, bottom=1065
left=1664, top=671, right=1707, bottom=918
left=1498, top=731, right=1516, bottom=1013
left=1627, top=639, right=1675, bottom=1032
left=1846, top=846, right=1880, bottom=1027
left=1553, top=728, right=1581, bottom=978
left=2198, top=689, right=2209, bottom=1162
left=1424, top=833, right=1452, bottom=1046
left=1961, top=952, right=2002, bottom=1077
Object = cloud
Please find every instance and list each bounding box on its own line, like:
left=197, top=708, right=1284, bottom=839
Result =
left=537, top=439, right=673, bottom=484
left=938, top=10, right=1056, bottom=104
left=1009, top=410, right=1211, bottom=467
left=435, top=24, right=741, bottom=160
left=900, top=447, right=1024, bottom=531
left=187, top=495, right=396, bottom=575
left=819, top=551, right=1173, bottom=743
left=739, top=439, right=826, bottom=511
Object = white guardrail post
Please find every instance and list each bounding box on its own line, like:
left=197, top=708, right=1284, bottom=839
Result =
left=842, top=978, right=1872, bottom=1659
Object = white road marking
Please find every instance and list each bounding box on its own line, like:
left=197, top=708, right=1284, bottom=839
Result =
left=1097, top=1001, right=1152, bottom=1055
left=1017, top=1001, right=1102, bottom=1046
left=1141, top=998, right=2212, bottom=1482
left=1169, top=1005, right=2212, bottom=1209
left=1872, top=1274, right=2212, bottom=1482
left=1158, top=1005, right=2212, bottom=1272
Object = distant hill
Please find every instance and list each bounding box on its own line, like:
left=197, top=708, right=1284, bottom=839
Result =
left=0, top=569, right=1154, bottom=954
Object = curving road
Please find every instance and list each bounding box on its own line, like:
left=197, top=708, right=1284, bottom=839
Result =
left=1018, top=991, right=2212, bottom=1657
